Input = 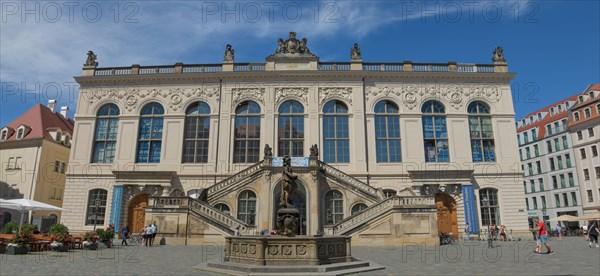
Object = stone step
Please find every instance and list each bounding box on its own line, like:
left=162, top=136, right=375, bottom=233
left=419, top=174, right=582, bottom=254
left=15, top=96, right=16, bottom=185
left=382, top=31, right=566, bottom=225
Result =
left=197, top=260, right=383, bottom=275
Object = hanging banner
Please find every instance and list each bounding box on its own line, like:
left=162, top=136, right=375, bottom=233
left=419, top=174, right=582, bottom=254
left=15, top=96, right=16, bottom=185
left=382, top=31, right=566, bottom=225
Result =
left=462, top=185, right=479, bottom=234
left=271, top=157, right=309, bottom=167
left=110, top=185, right=123, bottom=231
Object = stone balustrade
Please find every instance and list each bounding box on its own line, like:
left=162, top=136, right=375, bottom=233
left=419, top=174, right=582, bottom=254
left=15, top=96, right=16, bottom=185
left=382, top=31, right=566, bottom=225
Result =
left=89, top=62, right=500, bottom=76
left=317, top=161, right=381, bottom=200
left=206, top=161, right=265, bottom=202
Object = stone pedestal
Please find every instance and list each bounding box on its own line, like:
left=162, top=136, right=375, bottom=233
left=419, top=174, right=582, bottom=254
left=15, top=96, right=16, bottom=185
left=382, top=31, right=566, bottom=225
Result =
left=277, top=207, right=300, bottom=237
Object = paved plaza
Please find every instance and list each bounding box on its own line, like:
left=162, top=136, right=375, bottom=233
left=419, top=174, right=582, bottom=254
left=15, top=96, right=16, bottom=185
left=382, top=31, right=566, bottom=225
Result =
left=1, top=237, right=599, bottom=275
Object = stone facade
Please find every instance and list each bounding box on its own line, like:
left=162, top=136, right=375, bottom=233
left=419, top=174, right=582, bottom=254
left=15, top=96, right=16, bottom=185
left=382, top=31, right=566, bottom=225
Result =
left=61, top=36, right=528, bottom=244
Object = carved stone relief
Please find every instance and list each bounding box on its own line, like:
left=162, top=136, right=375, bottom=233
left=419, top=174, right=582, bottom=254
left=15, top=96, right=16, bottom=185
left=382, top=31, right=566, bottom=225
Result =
left=319, top=87, right=353, bottom=105
left=274, top=87, right=309, bottom=105
left=231, top=88, right=265, bottom=108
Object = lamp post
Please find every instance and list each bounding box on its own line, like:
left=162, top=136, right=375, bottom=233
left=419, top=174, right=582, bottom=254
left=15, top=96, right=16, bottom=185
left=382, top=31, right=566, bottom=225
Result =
left=482, top=197, right=493, bottom=248
left=93, top=195, right=101, bottom=232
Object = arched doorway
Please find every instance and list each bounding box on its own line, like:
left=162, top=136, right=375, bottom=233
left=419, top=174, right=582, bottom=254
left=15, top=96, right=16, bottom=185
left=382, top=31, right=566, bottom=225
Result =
left=273, top=181, right=307, bottom=235
left=128, top=194, right=149, bottom=233
left=435, top=193, right=458, bottom=240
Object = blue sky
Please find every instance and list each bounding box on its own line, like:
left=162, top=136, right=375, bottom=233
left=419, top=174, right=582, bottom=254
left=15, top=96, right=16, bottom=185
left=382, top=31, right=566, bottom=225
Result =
left=1, top=0, right=599, bottom=127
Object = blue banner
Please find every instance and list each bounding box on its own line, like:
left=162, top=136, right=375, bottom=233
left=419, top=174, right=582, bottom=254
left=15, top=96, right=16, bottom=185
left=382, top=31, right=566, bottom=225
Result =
left=271, top=157, right=309, bottom=167
left=110, top=186, right=123, bottom=231
left=462, top=185, right=479, bottom=234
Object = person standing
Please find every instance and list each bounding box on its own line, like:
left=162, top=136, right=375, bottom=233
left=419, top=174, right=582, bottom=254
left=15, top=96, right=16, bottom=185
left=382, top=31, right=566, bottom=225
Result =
left=121, top=224, right=130, bottom=246
left=587, top=220, right=599, bottom=248
left=529, top=217, right=554, bottom=255
left=150, top=221, right=158, bottom=247
left=556, top=223, right=562, bottom=241
left=464, top=222, right=471, bottom=241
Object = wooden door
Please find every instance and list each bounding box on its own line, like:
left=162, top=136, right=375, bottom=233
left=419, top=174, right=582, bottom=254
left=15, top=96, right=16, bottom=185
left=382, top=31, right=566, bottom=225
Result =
left=128, top=194, right=149, bottom=234
left=436, top=194, right=458, bottom=240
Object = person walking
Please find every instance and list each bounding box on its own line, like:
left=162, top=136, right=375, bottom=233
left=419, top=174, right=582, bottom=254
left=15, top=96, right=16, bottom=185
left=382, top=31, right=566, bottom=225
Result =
left=556, top=223, right=562, bottom=241
left=587, top=220, right=599, bottom=248
left=121, top=224, right=130, bottom=246
left=529, top=217, right=554, bottom=255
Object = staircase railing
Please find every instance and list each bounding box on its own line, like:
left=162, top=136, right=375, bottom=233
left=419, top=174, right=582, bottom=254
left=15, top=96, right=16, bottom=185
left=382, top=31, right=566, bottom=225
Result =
left=324, top=196, right=435, bottom=235
left=316, top=160, right=382, bottom=201
left=149, top=196, right=256, bottom=235
left=206, top=160, right=265, bottom=202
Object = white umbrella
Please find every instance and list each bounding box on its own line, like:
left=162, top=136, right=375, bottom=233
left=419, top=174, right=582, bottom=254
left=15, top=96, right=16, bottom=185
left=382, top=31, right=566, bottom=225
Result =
left=2, top=199, right=67, bottom=232
left=0, top=198, right=22, bottom=208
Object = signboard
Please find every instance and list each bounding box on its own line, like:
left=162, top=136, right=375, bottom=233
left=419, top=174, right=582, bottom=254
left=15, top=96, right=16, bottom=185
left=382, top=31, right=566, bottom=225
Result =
left=462, top=185, right=479, bottom=234
left=110, top=185, right=123, bottom=230
left=271, top=157, right=309, bottom=167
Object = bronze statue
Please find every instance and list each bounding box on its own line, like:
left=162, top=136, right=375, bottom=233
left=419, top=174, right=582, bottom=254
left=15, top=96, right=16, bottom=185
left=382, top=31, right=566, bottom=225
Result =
left=84, top=51, right=98, bottom=67
left=351, top=43, right=361, bottom=61
left=264, top=144, right=273, bottom=159
left=492, top=46, right=506, bottom=63
left=274, top=32, right=310, bottom=54
left=309, top=144, right=319, bottom=158
left=223, top=44, right=235, bottom=62
left=280, top=155, right=297, bottom=208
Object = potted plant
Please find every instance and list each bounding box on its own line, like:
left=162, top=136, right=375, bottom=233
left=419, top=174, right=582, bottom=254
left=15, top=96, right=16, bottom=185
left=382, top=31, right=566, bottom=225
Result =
left=96, top=228, right=115, bottom=248
left=82, top=231, right=98, bottom=250
left=49, top=224, right=70, bottom=252
left=6, top=229, right=32, bottom=255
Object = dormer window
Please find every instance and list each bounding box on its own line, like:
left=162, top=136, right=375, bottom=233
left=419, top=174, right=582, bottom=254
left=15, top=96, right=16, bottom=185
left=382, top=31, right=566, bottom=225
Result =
left=0, top=130, right=7, bottom=141
left=550, top=108, right=555, bottom=115
left=579, top=96, right=584, bottom=103
left=63, top=135, right=71, bottom=146
left=589, top=91, right=595, bottom=98
left=537, top=113, right=542, bottom=120
left=529, top=116, right=534, bottom=123
left=566, top=102, right=570, bottom=108
left=55, top=131, right=62, bottom=142
left=522, top=119, right=526, bottom=125
left=16, top=128, right=24, bottom=140
left=558, top=105, right=563, bottom=113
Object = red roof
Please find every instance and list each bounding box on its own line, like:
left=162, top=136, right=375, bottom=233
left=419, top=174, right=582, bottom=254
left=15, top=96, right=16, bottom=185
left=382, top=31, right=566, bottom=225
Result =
left=1, top=104, right=74, bottom=142
left=568, top=83, right=600, bottom=128
left=516, top=94, right=579, bottom=138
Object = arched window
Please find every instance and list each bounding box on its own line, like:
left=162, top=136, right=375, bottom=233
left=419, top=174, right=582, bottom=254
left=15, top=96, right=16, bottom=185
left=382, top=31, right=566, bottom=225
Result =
left=278, top=100, right=304, bottom=157
left=383, top=189, right=397, bottom=198
left=325, top=190, right=344, bottom=224
left=422, top=100, right=449, bottom=162
left=137, top=102, right=164, bottom=163
left=323, top=100, right=349, bottom=163
left=214, top=203, right=231, bottom=215
left=479, top=188, right=500, bottom=226
left=468, top=101, right=496, bottom=162
left=85, top=189, right=108, bottom=225
left=234, top=101, right=261, bottom=163
left=183, top=102, right=211, bottom=163
left=351, top=203, right=368, bottom=215
left=92, top=104, right=119, bottom=163
left=374, top=100, right=401, bottom=162
left=237, top=190, right=256, bottom=225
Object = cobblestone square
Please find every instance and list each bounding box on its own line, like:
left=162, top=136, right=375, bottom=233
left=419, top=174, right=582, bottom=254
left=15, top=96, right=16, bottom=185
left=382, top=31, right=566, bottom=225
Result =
left=1, top=237, right=599, bottom=275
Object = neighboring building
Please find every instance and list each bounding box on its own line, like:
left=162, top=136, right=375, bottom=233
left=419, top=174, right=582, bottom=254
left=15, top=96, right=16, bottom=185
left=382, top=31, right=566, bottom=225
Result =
left=61, top=33, right=528, bottom=245
left=568, top=84, right=600, bottom=216
left=516, top=95, right=583, bottom=229
left=0, top=100, right=74, bottom=231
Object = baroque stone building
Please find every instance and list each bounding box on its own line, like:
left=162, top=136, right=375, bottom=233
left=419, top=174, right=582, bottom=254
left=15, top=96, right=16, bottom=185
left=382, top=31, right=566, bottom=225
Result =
left=61, top=33, right=528, bottom=245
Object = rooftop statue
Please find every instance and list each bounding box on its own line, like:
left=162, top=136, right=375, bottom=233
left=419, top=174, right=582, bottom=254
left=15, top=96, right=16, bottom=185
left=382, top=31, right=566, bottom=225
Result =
left=492, top=46, right=506, bottom=63
left=85, top=51, right=98, bottom=67
left=275, top=31, right=310, bottom=54
left=351, top=43, right=362, bottom=61
left=223, top=44, right=235, bottom=62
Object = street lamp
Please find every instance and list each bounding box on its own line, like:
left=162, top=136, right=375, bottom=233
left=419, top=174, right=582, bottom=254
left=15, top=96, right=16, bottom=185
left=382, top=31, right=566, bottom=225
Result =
left=482, top=197, right=493, bottom=248
left=93, top=195, right=101, bottom=232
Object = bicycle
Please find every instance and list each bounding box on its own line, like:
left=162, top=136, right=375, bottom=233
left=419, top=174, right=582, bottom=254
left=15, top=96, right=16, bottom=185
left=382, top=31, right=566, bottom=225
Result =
left=127, top=233, right=142, bottom=246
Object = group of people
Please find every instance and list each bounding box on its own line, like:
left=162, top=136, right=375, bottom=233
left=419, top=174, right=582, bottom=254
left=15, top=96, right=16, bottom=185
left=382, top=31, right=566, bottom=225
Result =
left=119, top=221, right=158, bottom=247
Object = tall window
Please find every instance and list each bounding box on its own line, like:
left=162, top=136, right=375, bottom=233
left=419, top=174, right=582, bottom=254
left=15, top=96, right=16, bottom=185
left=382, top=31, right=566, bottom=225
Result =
left=234, top=101, right=261, bottom=163
left=374, top=100, right=401, bottom=162
left=351, top=203, right=368, bottom=215
left=237, top=190, right=257, bottom=225
left=278, top=100, right=304, bottom=157
left=183, top=102, right=211, bottom=163
left=323, top=100, right=350, bottom=163
left=325, top=190, right=344, bottom=224
left=85, top=189, right=107, bottom=225
left=383, top=189, right=397, bottom=198
left=479, top=188, right=500, bottom=226
left=92, top=104, right=119, bottom=163
left=214, top=203, right=231, bottom=215
left=137, top=102, right=164, bottom=163
left=422, top=100, right=449, bottom=162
